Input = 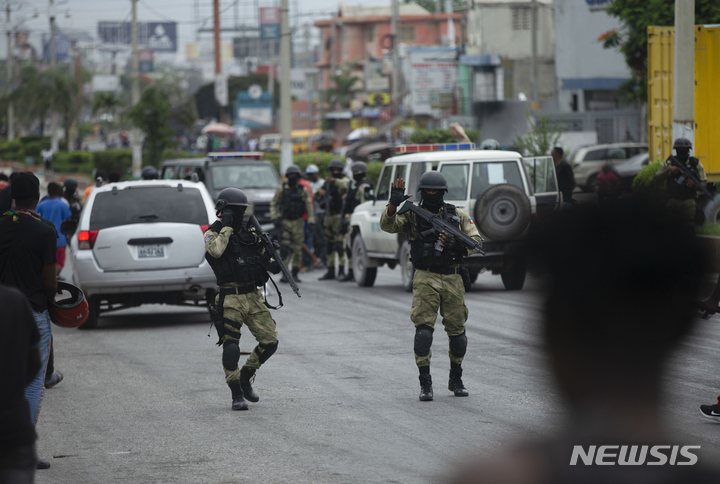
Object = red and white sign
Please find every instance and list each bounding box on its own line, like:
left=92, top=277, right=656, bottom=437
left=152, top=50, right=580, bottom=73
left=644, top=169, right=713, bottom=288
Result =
left=260, top=7, right=280, bottom=24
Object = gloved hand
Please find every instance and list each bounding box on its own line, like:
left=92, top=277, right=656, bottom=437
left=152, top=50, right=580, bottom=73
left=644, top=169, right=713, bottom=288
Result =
left=389, top=185, right=410, bottom=207
left=439, top=231, right=456, bottom=249
left=221, top=209, right=234, bottom=227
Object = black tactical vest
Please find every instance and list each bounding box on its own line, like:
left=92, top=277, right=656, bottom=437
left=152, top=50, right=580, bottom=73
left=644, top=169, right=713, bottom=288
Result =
left=280, top=182, right=306, bottom=220
left=327, top=181, right=344, bottom=214
left=667, top=156, right=703, bottom=200
left=345, top=178, right=374, bottom=214
left=205, top=222, right=270, bottom=285
left=409, top=204, right=465, bottom=270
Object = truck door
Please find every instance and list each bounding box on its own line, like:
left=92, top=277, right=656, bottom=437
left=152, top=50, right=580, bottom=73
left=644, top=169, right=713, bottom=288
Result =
left=361, top=162, right=395, bottom=252
left=523, top=156, right=560, bottom=220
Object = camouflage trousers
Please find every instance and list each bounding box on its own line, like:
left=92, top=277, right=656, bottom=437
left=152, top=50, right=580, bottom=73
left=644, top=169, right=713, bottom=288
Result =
left=217, top=288, right=279, bottom=383
left=410, top=269, right=468, bottom=368
left=323, top=213, right=345, bottom=268
left=280, top=218, right=305, bottom=270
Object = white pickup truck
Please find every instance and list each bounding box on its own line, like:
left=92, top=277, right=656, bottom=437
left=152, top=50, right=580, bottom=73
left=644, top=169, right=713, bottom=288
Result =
left=348, top=147, right=561, bottom=291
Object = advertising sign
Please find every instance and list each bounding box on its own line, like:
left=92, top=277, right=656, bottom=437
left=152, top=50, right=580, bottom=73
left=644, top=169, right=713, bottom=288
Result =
left=91, top=75, right=120, bottom=93
left=367, top=92, right=390, bottom=106
left=260, top=7, right=281, bottom=41
left=408, top=47, right=457, bottom=117
left=235, top=89, right=274, bottom=128
left=138, top=49, right=153, bottom=73
left=42, top=30, right=71, bottom=61
left=97, top=21, right=177, bottom=52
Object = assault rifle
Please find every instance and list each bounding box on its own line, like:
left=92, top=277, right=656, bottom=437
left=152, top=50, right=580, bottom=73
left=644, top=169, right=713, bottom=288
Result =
left=335, top=196, right=350, bottom=235
left=248, top=215, right=301, bottom=299
left=397, top=202, right=485, bottom=256
left=669, top=156, right=713, bottom=199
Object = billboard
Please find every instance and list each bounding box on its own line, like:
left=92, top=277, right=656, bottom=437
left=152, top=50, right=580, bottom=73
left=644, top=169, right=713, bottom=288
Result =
left=235, top=88, right=274, bottom=128
left=260, top=7, right=280, bottom=40
left=42, top=31, right=71, bottom=61
left=408, top=47, right=457, bottom=117
left=233, top=37, right=279, bottom=59
left=97, top=21, right=177, bottom=52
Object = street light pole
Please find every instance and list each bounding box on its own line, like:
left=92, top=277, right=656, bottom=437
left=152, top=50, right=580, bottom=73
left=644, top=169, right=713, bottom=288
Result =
left=49, top=0, right=58, bottom=152
left=391, top=0, right=400, bottom=117
left=279, top=0, right=292, bottom=173
left=131, top=0, right=142, bottom=177
left=6, top=4, right=14, bottom=141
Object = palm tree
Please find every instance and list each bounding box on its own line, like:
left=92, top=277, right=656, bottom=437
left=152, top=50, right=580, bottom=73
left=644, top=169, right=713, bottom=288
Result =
left=326, top=75, right=362, bottom=110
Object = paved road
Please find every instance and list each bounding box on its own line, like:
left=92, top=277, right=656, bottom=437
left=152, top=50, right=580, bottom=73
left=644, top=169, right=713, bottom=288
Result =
left=36, top=265, right=720, bottom=483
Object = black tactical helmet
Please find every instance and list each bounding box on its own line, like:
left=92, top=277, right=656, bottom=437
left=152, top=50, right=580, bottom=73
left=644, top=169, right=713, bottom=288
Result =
left=673, top=138, right=692, bottom=149
left=286, top=165, right=302, bottom=176
left=141, top=166, right=158, bottom=180
left=62, top=177, right=78, bottom=190
left=329, top=159, right=344, bottom=170
left=418, top=171, right=448, bottom=192
left=351, top=161, right=367, bottom=174
left=215, top=187, right=249, bottom=212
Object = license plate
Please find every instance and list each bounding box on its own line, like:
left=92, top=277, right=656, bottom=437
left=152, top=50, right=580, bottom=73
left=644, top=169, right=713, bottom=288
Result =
left=138, top=245, right=164, bottom=259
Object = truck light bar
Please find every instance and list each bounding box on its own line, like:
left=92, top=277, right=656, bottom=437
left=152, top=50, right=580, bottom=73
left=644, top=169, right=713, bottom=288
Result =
left=208, top=152, right=264, bottom=160
left=394, top=143, right=476, bottom=154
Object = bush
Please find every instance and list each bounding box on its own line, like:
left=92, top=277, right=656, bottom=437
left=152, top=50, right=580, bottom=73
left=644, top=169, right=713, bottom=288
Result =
left=632, top=160, right=666, bottom=197
left=697, top=223, right=720, bottom=236
left=53, top=151, right=94, bottom=174
left=0, top=139, right=24, bottom=161
left=409, top=129, right=457, bottom=144
left=93, top=149, right=133, bottom=175
left=20, top=135, right=45, bottom=144
left=366, top=162, right=383, bottom=187
left=24, top=139, right=51, bottom=158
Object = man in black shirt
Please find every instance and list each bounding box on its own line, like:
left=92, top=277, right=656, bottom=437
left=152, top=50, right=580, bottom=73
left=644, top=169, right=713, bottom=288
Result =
left=552, top=147, right=576, bottom=206
left=0, top=285, right=42, bottom=481
left=0, top=172, right=57, bottom=469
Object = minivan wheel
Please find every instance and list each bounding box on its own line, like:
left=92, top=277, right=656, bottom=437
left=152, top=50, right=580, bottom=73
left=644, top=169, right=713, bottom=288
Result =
left=78, top=296, right=100, bottom=330
left=353, top=235, right=377, bottom=287
left=400, top=241, right=414, bottom=293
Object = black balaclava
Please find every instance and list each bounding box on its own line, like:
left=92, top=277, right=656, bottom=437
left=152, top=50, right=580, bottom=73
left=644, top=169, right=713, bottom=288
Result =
left=232, top=207, right=247, bottom=233
left=353, top=173, right=364, bottom=183
left=421, top=190, right=444, bottom=212
left=331, top=169, right=343, bottom=179
left=676, top=147, right=691, bottom=164
left=287, top=174, right=300, bottom=187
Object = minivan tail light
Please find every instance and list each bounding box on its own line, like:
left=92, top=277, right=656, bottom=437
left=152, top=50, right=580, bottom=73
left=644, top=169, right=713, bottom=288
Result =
left=78, top=230, right=99, bottom=250
left=200, top=224, right=210, bottom=234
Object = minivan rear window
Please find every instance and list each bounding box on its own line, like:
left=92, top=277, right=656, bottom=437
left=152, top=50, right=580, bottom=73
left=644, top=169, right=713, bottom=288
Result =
left=90, top=187, right=208, bottom=230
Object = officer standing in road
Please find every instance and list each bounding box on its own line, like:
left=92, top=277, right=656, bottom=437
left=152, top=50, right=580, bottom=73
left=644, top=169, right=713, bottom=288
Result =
left=317, top=159, right=349, bottom=281
left=654, top=137, right=708, bottom=224
left=270, top=165, right=315, bottom=283
left=380, top=172, right=482, bottom=401
left=204, top=188, right=282, bottom=411
left=337, top=161, right=374, bottom=283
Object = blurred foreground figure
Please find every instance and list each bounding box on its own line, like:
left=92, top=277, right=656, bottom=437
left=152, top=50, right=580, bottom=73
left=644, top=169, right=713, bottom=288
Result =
left=451, top=199, right=720, bottom=484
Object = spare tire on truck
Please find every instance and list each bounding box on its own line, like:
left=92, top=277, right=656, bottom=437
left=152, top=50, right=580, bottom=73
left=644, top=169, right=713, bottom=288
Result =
left=474, top=184, right=531, bottom=241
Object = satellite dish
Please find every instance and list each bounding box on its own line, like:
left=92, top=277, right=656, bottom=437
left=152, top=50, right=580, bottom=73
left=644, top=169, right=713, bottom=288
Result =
left=248, top=84, right=262, bottom=100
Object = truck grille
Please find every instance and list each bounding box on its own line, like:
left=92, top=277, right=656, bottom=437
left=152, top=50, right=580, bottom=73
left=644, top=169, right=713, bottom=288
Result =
left=252, top=202, right=272, bottom=225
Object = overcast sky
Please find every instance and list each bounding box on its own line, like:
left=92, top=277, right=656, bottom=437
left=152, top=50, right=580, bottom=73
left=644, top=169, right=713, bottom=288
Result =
left=0, top=0, right=399, bottom=64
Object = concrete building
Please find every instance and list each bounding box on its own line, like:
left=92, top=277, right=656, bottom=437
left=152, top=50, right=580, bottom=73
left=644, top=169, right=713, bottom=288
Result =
left=465, top=0, right=555, bottom=102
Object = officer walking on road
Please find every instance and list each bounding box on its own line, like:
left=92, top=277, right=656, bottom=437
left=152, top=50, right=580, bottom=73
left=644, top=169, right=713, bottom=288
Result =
left=204, top=188, right=282, bottom=411
left=654, top=137, right=708, bottom=225
left=337, top=161, right=374, bottom=283
left=270, top=165, right=315, bottom=283
left=380, top=172, right=482, bottom=401
left=317, top=159, right=349, bottom=281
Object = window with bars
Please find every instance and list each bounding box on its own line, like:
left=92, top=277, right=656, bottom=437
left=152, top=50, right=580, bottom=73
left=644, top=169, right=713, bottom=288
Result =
left=512, top=7, right=531, bottom=30
left=400, top=26, right=416, bottom=42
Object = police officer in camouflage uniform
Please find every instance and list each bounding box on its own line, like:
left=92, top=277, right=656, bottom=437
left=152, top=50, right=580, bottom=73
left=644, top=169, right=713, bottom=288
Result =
left=337, top=161, right=375, bottom=282
left=270, top=165, right=315, bottom=283
left=317, top=159, right=349, bottom=280
left=204, top=188, right=282, bottom=411
left=380, top=172, right=482, bottom=401
left=654, top=137, right=708, bottom=225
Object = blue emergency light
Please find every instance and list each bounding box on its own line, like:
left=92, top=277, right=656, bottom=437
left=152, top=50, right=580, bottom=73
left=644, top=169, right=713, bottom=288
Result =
left=207, top=152, right=264, bottom=160
left=394, top=143, right=476, bottom=154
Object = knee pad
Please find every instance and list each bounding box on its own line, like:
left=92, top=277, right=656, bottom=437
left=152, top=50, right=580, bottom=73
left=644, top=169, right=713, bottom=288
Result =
left=257, top=340, right=278, bottom=364
left=335, top=241, right=343, bottom=255
left=222, top=340, right=240, bottom=371
left=449, top=331, right=467, bottom=358
left=414, top=325, right=434, bottom=357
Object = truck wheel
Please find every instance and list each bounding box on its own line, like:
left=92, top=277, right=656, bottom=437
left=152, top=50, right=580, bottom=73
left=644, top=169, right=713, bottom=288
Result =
left=474, top=184, right=531, bottom=241
left=501, top=257, right=526, bottom=291
left=702, top=193, right=720, bottom=224
left=352, top=235, right=377, bottom=287
left=78, top=296, right=100, bottom=330
left=400, top=241, right=414, bottom=292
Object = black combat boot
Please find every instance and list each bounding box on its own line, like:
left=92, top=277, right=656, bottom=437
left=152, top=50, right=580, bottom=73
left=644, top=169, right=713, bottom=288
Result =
left=419, top=374, right=433, bottom=401
left=337, top=268, right=354, bottom=282
left=228, top=380, right=248, bottom=411
left=337, top=266, right=346, bottom=280
left=448, top=366, right=469, bottom=397
left=291, top=268, right=302, bottom=283
left=318, top=267, right=335, bottom=280
left=240, top=367, right=260, bottom=402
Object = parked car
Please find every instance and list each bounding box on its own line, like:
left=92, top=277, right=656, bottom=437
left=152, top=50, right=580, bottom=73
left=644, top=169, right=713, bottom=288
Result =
left=68, top=180, right=218, bottom=329
left=571, top=143, right=648, bottom=191
left=349, top=145, right=561, bottom=291
left=615, top=152, right=650, bottom=189
left=161, top=152, right=280, bottom=230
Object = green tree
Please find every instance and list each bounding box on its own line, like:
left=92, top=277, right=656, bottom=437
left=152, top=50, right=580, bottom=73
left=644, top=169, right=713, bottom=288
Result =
left=512, top=113, right=564, bottom=156
left=404, top=0, right=466, bottom=13
left=10, top=65, right=52, bottom=136
left=326, top=75, right=362, bottom=110
left=127, top=84, right=175, bottom=166
left=600, top=0, right=720, bottom=103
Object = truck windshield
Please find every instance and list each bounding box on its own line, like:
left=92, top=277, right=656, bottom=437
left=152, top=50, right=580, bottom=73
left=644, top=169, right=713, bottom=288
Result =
left=210, top=164, right=278, bottom=189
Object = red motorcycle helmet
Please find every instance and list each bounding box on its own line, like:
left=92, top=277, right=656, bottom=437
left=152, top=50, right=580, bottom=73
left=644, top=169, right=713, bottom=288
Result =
left=49, top=282, right=89, bottom=328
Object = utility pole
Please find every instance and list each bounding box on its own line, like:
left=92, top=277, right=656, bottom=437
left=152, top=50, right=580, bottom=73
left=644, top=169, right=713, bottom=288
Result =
left=279, top=0, right=292, bottom=173
left=49, top=0, right=58, bottom=152
left=329, top=14, right=336, bottom=90
left=673, top=0, right=694, bottom=144
left=213, top=0, right=225, bottom=123
left=391, top=0, right=400, bottom=117
left=530, top=0, right=538, bottom=107
left=6, top=4, right=14, bottom=141
left=131, top=0, right=142, bottom=177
